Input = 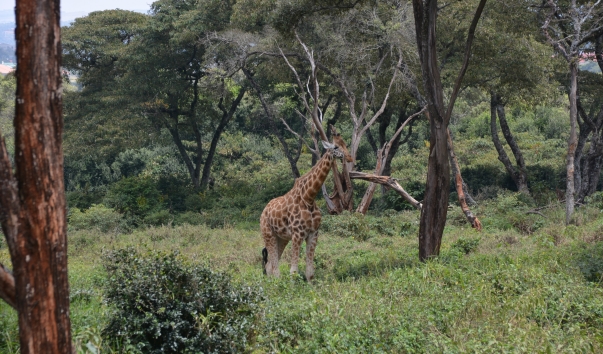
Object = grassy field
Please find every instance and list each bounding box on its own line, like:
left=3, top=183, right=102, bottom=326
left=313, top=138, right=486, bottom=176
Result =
left=2, top=198, right=603, bottom=353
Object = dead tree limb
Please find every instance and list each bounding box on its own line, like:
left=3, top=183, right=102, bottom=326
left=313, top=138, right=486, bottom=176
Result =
left=447, top=130, right=482, bottom=231
left=349, top=172, right=423, bottom=210
left=356, top=107, right=426, bottom=214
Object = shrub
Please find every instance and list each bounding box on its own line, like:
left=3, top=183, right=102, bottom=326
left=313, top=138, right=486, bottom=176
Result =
left=102, top=248, right=262, bottom=353
left=103, top=176, right=164, bottom=226
left=320, top=212, right=372, bottom=241
left=143, top=210, right=173, bottom=227
left=450, top=236, right=481, bottom=255
left=174, top=211, right=205, bottom=226
left=68, top=204, right=124, bottom=233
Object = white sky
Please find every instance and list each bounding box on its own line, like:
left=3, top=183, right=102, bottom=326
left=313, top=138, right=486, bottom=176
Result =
left=0, top=0, right=152, bottom=23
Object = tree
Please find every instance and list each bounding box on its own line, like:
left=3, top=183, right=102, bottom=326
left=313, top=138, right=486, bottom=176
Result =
left=574, top=32, right=603, bottom=202
left=0, top=0, right=72, bottom=352
left=540, top=0, right=603, bottom=223
left=412, top=0, right=486, bottom=260
left=62, top=10, right=153, bottom=165
left=237, top=1, right=425, bottom=214
left=62, top=2, right=248, bottom=191
left=454, top=0, right=561, bottom=195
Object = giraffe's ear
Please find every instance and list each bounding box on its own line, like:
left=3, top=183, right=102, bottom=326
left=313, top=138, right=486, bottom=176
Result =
left=322, top=141, right=335, bottom=150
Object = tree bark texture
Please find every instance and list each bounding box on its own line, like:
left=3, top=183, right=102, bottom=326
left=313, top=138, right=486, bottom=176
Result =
left=0, top=0, right=73, bottom=352
left=489, top=92, right=529, bottom=193
left=413, top=0, right=450, bottom=261
left=566, top=62, right=578, bottom=224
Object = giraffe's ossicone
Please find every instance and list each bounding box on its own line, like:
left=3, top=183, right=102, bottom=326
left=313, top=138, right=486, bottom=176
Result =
left=260, top=141, right=347, bottom=281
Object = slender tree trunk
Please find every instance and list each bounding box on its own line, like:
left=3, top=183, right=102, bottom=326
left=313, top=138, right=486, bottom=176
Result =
left=490, top=92, right=529, bottom=193
left=200, top=87, right=247, bottom=189
left=413, top=0, right=450, bottom=261
left=0, top=0, right=73, bottom=351
left=566, top=62, right=578, bottom=224
left=413, top=0, right=486, bottom=261
left=165, top=114, right=201, bottom=188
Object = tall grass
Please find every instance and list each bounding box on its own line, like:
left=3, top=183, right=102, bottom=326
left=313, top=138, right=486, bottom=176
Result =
left=1, top=199, right=603, bottom=352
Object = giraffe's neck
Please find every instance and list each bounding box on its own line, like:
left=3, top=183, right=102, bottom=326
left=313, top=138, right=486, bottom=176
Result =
left=296, top=151, right=334, bottom=204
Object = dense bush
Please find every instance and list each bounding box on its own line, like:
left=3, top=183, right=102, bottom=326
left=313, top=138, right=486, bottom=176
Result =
left=102, top=248, right=262, bottom=353
left=68, top=204, right=125, bottom=233
left=103, top=176, right=165, bottom=226
left=321, top=211, right=416, bottom=241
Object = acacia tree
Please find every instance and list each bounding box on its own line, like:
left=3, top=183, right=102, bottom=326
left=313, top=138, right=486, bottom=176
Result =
left=541, top=0, right=603, bottom=223
left=62, top=2, right=248, bottom=191
left=456, top=0, right=562, bottom=195
left=412, top=0, right=486, bottom=260
left=0, top=0, right=72, bottom=351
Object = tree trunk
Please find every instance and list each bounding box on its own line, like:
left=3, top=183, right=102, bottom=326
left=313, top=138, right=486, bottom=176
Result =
left=0, top=0, right=73, bottom=352
left=490, top=92, right=529, bottom=193
left=413, top=0, right=486, bottom=261
left=413, top=0, right=450, bottom=261
left=165, top=116, right=201, bottom=188
left=200, top=87, right=247, bottom=189
left=566, top=62, right=578, bottom=224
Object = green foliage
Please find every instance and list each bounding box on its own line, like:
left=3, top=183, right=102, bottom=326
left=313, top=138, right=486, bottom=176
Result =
left=482, top=192, right=545, bottom=234
left=102, top=248, right=262, bottom=353
left=574, top=242, right=603, bottom=283
left=534, top=105, right=568, bottom=140
left=103, top=176, right=165, bottom=226
left=0, top=73, right=15, bottom=157
left=333, top=249, right=414, bottom=280
left=68, top=204, right=125, bottom=233
left=321, top=211, right=417, bottom=242
left=143, top=210, right=173, bottom=226
left=450, top=236, right=481, bottom=255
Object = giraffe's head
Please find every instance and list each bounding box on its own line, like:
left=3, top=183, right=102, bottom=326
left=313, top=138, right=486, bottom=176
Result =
left=331, top=133, right=354, bottom=163
left=321, top=140, right=346, bottom=160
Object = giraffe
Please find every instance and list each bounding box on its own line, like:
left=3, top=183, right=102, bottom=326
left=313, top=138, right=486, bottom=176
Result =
left=260, top=141, right=347, bottom=281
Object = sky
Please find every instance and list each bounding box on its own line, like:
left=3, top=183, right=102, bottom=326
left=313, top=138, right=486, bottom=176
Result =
left=0, top=0, right=152, bottom=23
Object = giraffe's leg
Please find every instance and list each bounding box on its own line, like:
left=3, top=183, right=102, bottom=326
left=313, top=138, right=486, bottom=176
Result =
left=289, top=232, right=303, bottom=275
left=277, top=237, right=289, bottom=261
left=266, top=233, right=281, bottom=277
left=262, top=226, right=280, bottom=277
left=305, top=231, right=319, bottom=281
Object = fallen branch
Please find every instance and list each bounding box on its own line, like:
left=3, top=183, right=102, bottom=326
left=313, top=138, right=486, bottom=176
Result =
left=349, top=171, right=422, bottom=210
left=526, top=210, right=547, bottom=218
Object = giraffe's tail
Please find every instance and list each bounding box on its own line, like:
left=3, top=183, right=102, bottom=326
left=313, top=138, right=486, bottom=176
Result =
left=261, top=248, right=268, bottom=275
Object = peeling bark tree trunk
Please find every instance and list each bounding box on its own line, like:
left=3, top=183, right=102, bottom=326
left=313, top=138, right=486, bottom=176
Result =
left=447, top=130, right=482, bottom=230
left=490, top=92, right=529, bottom=193
left=0, top=0, right=73, bottom=352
